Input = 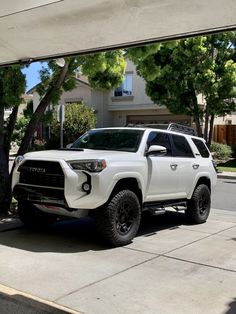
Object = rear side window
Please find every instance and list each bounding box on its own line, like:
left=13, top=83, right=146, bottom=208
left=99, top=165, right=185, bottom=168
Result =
left=146, top=131, right=172, bottom=156
left=192, top=138, right=210, bottom=158
left=171, top=134, right=194, bottom=157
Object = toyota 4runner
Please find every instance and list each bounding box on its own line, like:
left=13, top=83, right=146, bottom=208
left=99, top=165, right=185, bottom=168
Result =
left=12, top=124, right=217, bottom=246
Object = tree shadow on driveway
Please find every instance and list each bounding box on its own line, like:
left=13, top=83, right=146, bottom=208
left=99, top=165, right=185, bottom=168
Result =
left=224, top=298, right=236, bottom=314
left=0, top=291, right=70, bottom=314
left=0, top=210, right=189, bottom=253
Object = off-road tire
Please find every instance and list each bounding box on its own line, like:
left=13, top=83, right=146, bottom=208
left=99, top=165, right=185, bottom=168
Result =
left=18, top=201, right=57, bottom=230
left=95, top=190, right=141, bottom=247
left=186, top=184, right=211, bottom=224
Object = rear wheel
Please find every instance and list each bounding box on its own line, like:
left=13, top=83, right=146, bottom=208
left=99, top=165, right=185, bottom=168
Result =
left=18, top=201, right=57, bottom=229
left=95, top=190, right=141, bottom=247
left=186, top=184, right=211, bottom=224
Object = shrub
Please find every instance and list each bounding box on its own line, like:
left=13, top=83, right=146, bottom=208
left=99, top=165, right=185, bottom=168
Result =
left=210, top=142, right=232, bottom=160
left=32, top=139, right=46, bottom=151
left=47, top=102, right=96, bottom=149
left=12, top=116, right=30, bottom=146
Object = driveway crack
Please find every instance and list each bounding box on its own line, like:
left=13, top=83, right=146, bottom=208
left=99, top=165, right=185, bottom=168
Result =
left=54, top=255, right=159, bottom=302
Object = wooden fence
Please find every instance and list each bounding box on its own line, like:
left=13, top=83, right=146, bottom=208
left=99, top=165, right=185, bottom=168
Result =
left=213, top=125, right=236, bottom=146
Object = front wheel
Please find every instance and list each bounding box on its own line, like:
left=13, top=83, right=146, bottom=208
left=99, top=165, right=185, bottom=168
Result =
left=18, top=201, right=57, bottom=230
left=95, top=190, right=141, bottom=247
left=186, top=184, right=211, bottom=224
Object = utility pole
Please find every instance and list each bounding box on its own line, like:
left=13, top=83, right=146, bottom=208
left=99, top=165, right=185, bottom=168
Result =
left=58, top=104, right=65, bottom=148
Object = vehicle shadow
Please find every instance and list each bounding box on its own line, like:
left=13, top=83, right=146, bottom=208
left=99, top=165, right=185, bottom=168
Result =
left=0, top=211, right=189, bottom=253
left=138, top=210, right=188, bottom=237
left=0, top=291, right=69, bottom=314
left=0, top=216, right=103, bottom=253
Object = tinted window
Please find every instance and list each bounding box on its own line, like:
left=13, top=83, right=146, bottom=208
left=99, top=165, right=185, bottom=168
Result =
left=146, top=132, right=172, bottom=156
left=171, top=134, right=194, bottom=157
left=192, top=138, right=210, bottom=158
left=72, top=129, right=144, bottom=152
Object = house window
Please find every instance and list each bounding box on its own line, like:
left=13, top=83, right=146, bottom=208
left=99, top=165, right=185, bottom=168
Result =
left=114, top=73, right=132, bottom=96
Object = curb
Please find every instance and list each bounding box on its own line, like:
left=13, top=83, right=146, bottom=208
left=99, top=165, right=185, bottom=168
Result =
left=217, top=173, right=236, bottom=180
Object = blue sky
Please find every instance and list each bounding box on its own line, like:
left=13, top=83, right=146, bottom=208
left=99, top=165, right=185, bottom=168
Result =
left=21, top=62, right=45, bottom=91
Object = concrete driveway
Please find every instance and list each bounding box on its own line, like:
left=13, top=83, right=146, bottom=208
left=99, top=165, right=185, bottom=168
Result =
left=0, top=180, right=236, bottom=314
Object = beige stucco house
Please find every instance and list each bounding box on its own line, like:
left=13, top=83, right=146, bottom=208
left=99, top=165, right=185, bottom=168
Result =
left=106, top=58, right=194, bottom=127
left=4, top=94, right=32, bottom=120
left=214, top=112, right=236, bottom=125
left=31, top=58, right=193, bottom=135
left=30, top=57, right=236, bottom=146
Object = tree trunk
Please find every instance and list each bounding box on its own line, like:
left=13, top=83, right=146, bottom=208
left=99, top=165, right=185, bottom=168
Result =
left=17, top=61, right=69, bottom=156
left=207, top=114, right=215, bottom=148
left=0, top=138, right=10, bottom=213
left=5, top=105, right=19, bottom=161
left=191, top=89, right=203, bottom=137
left=204, top=107, right=209, bottom=142
left=194, top=116, right=203, bottom=137
left=0, top=106, right=10, bottom=213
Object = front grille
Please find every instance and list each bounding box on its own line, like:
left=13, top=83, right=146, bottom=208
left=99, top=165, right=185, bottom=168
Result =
left=19, top=160, right=64, bottom=188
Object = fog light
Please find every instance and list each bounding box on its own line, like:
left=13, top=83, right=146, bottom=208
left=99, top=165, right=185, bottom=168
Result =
left=82, top=182, right=91, bottom=193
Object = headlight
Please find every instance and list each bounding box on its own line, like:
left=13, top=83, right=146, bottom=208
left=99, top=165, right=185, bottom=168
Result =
left=68, top=159, right=106, bottom=172
left=15, top=155, right=24, bottom=165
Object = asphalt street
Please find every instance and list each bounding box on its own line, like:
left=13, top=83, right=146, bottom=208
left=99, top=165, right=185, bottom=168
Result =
left=212, top=178, right=236, bottom=211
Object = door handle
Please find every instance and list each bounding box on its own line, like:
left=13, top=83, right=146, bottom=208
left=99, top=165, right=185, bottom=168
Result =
left=192, top=164, right=199, bottom=170
left=170, top=164, right=178, bottom=171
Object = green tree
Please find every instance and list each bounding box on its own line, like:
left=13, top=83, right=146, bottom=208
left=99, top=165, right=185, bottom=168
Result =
left=17, top=51, right=125, bottom=155
left=48, top=102, right=96, bottom=148
left=12, top=99, right=53, bottom=147
left=128, top=32, right=236, bottom=146
left=0, top=51, right=124, bottom=212
left=0, top=66, right=26, bottom=211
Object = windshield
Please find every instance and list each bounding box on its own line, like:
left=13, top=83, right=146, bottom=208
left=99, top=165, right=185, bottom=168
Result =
left=71, top=129, right=144, bottom=152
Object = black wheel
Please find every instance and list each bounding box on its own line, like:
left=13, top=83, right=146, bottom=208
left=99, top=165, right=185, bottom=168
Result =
left=186, top=184, right=211, bottom=224
left=95, top=190, right=141, bottom=247
left=18, top=201, right=57, bottom=230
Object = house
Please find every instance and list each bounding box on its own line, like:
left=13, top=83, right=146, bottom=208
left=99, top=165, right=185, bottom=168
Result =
left=214, top=113, right=236, bottom=126
left=30, top=58, right=194, bottom=139
left=106, top=58, right=195, bottom=127
left=31, top=57, right=236, bottom=146
left=4, top=94, right=32, bottom=120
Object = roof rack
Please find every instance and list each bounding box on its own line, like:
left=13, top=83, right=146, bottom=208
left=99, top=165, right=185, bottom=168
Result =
left=126, top=122, right=196, bottom=136
left=167, top=123, right=196, bottom=136
left=126, top=123, right=169, bottom=130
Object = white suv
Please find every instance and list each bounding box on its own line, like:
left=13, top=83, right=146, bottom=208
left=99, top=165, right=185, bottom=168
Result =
left=12, top=124, right=217, bottom=246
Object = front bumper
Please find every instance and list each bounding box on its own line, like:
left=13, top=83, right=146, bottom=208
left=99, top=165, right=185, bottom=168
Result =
left=13, top=184, right=67, bottom=208
left=12, top=158, right=113, bottom=212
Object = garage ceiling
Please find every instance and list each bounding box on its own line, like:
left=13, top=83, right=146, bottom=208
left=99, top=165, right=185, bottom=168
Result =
left=0, top=0, right=236, bottom=66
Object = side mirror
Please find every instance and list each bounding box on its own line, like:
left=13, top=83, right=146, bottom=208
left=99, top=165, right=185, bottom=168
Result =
left=66, top=143, right=73, bottom=149
left=146, top=145, right=167, bottom=156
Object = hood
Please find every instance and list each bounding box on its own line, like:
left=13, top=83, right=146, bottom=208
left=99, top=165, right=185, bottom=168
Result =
left=24, top=149, right=138, bottom=161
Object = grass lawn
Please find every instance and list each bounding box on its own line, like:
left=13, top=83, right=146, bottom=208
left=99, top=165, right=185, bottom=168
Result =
left=217, top=159, right=236, bottom=173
